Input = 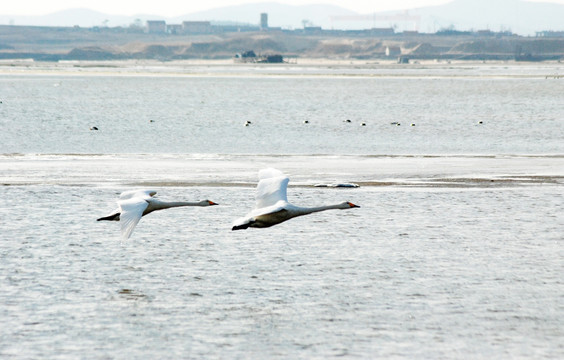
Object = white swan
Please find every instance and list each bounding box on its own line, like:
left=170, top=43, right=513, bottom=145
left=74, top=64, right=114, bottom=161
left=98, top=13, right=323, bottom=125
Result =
left=232, top=168, right=360, bottom=230
left=97, top=189, right=218, bottom=239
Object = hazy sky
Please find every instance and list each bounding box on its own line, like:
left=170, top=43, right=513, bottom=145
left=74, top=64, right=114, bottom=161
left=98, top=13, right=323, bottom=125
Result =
left=2, top=0, right=564, bottom=16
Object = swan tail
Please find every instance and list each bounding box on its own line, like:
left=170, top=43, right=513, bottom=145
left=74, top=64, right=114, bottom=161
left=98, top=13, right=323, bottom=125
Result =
left=232, top=218, right=255, bottom=231
left=97, top=213, right=121, bottom=221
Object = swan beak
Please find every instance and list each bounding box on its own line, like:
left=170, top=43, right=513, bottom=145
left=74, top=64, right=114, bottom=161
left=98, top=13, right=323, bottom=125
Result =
left=348, top=202, right=360, bottom=208
left=208, top=201, right=219, bottom=206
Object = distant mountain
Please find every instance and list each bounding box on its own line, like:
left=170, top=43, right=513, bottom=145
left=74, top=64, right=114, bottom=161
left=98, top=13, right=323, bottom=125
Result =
left=328, top=0, right=564, bottom=34
left=412, top=0, right=564, bottom=34
left=0, top=0, right=563, bottom=35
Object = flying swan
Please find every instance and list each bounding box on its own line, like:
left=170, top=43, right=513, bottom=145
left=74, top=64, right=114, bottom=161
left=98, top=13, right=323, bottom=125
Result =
left=232, top=168, right=360, bottom=230
left=97, top=189, right=218, bottom=239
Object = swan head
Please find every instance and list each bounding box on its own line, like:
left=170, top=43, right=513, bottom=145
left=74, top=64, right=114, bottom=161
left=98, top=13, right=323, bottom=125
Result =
left=200, top=200, right=219, bottom=206
left=345, top=202, right=360, bottom=208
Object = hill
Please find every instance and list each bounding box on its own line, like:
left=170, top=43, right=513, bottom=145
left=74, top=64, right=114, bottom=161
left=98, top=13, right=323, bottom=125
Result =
left=0, top=25, right=563, bottom=62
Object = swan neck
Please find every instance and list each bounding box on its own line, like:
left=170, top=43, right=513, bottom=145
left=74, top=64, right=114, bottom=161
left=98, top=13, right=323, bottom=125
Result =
left=297, top=203, right=343, bottom=215
left=152, top=201, right=201, bottom=210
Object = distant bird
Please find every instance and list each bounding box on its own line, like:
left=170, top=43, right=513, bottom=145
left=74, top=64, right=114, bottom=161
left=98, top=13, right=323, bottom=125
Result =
left=244, top=120, right=252, bottom=127
left=360, top=122, right=366, bottom=126
left=232, top=168, right=360, bottom=230
left=90, top=126, right=98, bottom=131
left=97, top=189, right=218, bottom=239
left=345, top=119, right=352, bottom=123
left=303, top=120, right=309, bottom=124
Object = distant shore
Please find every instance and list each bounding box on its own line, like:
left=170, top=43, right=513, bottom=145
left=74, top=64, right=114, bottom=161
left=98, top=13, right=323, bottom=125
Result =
left=1, top=25, right=563, bottom=64
left=1, top=58, right=562, bottom=78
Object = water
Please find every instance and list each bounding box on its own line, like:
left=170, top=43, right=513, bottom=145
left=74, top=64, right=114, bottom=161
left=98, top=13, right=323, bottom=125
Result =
left=1, top=62, right=563, bottom=358
left=1, top=62, right=563, bottom=155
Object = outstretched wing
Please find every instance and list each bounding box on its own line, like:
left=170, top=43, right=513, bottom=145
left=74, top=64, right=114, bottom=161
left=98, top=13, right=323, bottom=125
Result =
left=258, top=168, right=285, bottom=181
left=119, top=189, right=157, bottom=201
left=118, top=197, right=149, bottom=239
left=255, top=168, right=289, bottom=209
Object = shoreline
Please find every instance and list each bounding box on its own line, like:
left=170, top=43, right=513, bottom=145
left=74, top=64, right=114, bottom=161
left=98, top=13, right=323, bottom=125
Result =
left=0, top=58, right=563, bottom=78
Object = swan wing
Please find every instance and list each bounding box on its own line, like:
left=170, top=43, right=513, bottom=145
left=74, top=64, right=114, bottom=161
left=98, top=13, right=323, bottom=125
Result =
left=258, top=168, right=286, bottom=181
left=255, top=169, right=289, bottom=209
left=118, top=197, right=149, bottom=239
left=119, top=189, right=156, bottom=200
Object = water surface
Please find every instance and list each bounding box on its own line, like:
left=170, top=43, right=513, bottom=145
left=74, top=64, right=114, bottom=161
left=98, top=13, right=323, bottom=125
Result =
left=1, top=62, right=563, bottom=359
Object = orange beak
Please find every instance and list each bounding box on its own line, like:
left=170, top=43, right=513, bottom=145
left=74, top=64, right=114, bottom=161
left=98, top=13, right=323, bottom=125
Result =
left=209, top=201, right=219, bottom=206
left=348, top=202, right=360, bottom=208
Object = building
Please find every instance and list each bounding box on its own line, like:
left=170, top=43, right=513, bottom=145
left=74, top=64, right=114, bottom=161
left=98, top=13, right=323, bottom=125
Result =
left=182, top=21, right=213, bottom=34
left=146, top=20, right=166, bottom=33
left=304, top=26, right=322, bottom=34
left=260, top=13, right=268, bottom=30
left=476, top=30, right=494, bottom=36
left=369, top=28, right=395, bottom=36
left=536, top=31, right=564, bottom=37
left=385, top=46, right=402, bottom=57
left=167, top=24, right=182, bottom=34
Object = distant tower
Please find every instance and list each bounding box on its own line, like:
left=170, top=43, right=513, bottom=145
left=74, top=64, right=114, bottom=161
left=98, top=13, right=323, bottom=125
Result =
left=260, top=13, right=268, bottom=30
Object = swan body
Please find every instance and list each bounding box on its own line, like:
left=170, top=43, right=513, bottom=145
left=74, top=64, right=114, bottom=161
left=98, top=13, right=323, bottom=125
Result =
left=98, top=189, right=218, bottom=239
left=232, top=168, right=359, bottom=230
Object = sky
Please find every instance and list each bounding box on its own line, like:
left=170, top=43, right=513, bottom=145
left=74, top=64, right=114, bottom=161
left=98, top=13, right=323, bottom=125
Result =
left=2, top=0, right=564, bottom=17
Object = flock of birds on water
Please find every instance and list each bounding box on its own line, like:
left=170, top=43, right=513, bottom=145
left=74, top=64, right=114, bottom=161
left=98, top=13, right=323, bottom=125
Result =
left=89, top=119, right=433, bottom=131
left=98, top=168, right=360, bottom=239
left=87, top=118, right=492, bottom=131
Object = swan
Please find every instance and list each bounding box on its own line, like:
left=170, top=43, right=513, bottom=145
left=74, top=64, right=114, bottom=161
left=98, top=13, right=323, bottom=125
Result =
left=97, top=189, right=218, bottom=239
left=232, top=168, right=359, bottom=230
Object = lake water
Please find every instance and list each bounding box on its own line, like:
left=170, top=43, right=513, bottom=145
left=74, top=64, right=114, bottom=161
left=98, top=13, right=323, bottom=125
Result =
left=0, top=61, right=563, bottom=359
